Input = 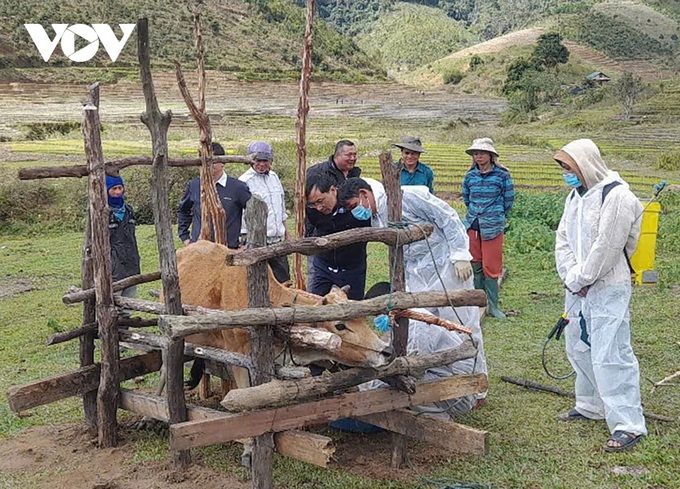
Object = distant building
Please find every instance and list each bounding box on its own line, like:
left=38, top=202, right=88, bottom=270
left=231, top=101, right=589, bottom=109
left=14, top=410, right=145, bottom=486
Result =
left=586, top=72, right=611, bottom=86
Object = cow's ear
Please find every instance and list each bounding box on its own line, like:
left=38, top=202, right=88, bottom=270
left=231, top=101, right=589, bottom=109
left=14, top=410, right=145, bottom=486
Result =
left=340, top=284, right=351, bottom=296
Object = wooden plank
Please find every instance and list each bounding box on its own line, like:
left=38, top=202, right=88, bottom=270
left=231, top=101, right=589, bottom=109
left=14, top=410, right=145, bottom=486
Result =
left=7, top=351, right=162, bottom=412
left=273, top=430, right=334, bottom=468
left=170, top=374, right=488, bottom=450
left=357, top=409, right=489, bottom=456
left=119, top=389, right=334, bottom=468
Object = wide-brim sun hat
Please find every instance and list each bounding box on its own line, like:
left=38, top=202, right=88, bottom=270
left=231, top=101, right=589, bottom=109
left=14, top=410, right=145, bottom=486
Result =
left=393, top=137, right=427, bottom=153
left=465, top=137, right=498, bottom=157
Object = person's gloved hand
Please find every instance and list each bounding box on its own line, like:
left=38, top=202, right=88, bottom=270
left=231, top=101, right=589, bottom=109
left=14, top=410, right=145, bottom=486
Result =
left=454, top=260, right=473, bottom=282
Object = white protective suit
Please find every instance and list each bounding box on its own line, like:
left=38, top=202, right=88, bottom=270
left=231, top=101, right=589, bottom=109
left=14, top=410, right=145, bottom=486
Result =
left=554, top=139, right=646, bottom=436
left=361, top=309, right=477, bottom=418
left=363, top=178, right=487, bottom=392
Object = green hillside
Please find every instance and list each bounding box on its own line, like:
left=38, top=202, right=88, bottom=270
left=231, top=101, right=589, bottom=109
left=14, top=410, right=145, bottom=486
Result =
left=565, top=0, right=680, bottom=64
left=356, top=3, right=476, bottom=74
left=0, top=0, right=385, bottom=82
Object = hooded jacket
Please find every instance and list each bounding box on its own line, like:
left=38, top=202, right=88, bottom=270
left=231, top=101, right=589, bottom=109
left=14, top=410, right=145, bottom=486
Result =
left=555, top=139, right=643, bottom=292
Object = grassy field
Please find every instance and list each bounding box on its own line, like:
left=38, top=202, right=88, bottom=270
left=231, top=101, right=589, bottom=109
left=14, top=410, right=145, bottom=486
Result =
left=1, top=75, right=680, bottom=487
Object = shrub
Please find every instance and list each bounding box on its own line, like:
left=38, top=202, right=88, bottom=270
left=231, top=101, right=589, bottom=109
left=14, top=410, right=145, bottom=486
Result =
left=21, top=122, right=82, bottom=141
left=443, top=69, right=465, bottom=85
left=655, top=152, right=680, bottom=171
left=469, top=55, right=483, bottom=71
left=510, top=192, right=566, bottom=231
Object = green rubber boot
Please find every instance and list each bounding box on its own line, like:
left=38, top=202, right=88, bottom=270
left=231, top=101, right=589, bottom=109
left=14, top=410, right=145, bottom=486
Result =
left=484, top=276, right=506, bottom=319
left=472, top=262, right=484, bottom=290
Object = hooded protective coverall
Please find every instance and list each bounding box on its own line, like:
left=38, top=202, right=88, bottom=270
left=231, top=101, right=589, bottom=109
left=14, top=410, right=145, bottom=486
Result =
left=555, top=139, right=646, bottom=437
left=360, top=309, right=478, bottom=418
left=363, top=179, right=487, bottom=392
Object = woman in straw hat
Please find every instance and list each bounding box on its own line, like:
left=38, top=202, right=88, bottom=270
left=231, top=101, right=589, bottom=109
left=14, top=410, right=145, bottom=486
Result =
left=462, top=138, right=514, bottom=319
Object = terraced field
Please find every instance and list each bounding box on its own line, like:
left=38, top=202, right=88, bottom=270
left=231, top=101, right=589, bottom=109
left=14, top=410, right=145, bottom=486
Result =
left=359, top=142, right=669, bottom=200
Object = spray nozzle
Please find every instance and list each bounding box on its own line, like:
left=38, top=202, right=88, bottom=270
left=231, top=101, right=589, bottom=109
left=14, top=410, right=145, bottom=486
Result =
left=653, top=181, right=667, bottom=196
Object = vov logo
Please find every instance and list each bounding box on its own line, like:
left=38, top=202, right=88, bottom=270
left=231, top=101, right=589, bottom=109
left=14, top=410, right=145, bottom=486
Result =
left=24, top=24, right=136, bottom=63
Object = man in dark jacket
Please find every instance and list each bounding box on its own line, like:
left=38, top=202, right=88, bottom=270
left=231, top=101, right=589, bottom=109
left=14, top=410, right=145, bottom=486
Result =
left=178, top=142, right=251, bottom=249
left=305, top=174, right=371, bottom=300
left=106, top=174, right=140, bottom=301
left=305, top=140, right=361, bottom=284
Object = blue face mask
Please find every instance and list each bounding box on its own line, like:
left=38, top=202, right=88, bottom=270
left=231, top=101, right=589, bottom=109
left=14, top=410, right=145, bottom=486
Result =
left=563, top=173, right=581, bottom=188
left=351, top=195, right=372, bottom=221
left=373, top=314, right=390, bottom=332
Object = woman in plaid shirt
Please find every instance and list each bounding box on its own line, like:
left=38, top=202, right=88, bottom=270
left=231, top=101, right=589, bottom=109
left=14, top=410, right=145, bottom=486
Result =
left=462, top=138, right=514, bottom=319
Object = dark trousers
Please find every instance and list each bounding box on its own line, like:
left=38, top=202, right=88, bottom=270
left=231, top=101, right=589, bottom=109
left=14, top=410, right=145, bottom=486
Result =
left=268, top=255, right=290, bottom=284
left=309, top=259, right=367, bottom=300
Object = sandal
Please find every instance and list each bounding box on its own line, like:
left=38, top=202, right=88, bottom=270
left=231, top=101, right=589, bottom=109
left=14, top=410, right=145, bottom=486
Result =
left=556, top=408, right=592, bottom=422
left=604, top=431, right=644, bottom=453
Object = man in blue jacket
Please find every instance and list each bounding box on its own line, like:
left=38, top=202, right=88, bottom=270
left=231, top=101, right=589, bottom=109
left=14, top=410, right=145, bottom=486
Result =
left=178, top=142, right=251, bottom=249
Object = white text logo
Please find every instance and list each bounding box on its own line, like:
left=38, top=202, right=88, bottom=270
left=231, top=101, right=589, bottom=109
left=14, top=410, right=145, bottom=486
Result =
left=24, top=24, right=136, bottom=62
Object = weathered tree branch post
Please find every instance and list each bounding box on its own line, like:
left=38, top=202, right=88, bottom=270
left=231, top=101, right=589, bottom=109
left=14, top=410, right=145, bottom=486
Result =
left=245, top=197, right=275, bottom=488
left=137, top=17, right=190, bottom=468
left=379, top=151, right=409, bottom=468
left=83, top=102, right=118, bottom=448
left=79, top=83, right=99, bottom=433
left=175, top=13, right=225, bottom=246
left=293, top=0, right=316, bottom=290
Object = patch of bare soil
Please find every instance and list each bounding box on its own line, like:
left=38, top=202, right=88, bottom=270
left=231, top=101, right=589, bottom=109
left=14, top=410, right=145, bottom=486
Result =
left=0, top=278, right=37, bottom=299
left=0, top=424, right=249, bottom=489
left=0, top=422, right=455, bottom=488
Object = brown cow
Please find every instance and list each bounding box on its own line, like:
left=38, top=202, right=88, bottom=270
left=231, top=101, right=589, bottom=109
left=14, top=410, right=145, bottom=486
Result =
left=175, top=240, right=392, bottom=389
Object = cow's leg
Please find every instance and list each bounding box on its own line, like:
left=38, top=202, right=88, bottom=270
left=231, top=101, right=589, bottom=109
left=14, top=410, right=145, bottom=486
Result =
left=227, top=365, right=253, bottom=467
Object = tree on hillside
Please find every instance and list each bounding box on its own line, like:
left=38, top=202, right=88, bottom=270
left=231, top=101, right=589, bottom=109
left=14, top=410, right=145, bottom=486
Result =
left=613, top=72, right=644, bottom=120
left=531, top=32, right=569, bottom=69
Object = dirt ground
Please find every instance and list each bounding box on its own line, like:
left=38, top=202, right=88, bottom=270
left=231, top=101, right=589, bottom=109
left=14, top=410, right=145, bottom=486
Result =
left=0, top=420, right=453, bottom=488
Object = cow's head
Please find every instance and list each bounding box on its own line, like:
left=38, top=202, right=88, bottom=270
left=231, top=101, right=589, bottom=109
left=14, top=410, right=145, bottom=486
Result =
left=293, top=285, right=392, bottom=368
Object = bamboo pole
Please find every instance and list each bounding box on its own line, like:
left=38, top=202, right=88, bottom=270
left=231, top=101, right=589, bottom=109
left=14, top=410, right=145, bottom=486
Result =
left=293, top=0, right=316, bottom=290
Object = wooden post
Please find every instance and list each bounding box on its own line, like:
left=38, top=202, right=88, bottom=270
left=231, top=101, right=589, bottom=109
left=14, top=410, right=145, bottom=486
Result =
left=245, top=197, right=275, bottom=489
left=293, top=0, right=316, bottom=290
left=83, top=102, right=119, bottom=448
left=137, top=17, right=190, bottom=468
left=379, top=151, right=409, bottom=468
left=80, top=82, right=98, bottom=430
left=174, top=13, right=225, bottom=246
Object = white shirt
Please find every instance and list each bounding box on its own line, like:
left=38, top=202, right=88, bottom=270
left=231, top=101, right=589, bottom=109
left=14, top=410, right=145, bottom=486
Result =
left=239, top=167, right=287, bottom=239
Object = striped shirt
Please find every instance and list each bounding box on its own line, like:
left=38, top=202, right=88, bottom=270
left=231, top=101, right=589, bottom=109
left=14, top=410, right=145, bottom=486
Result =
left=462, top=164, right=514, bottom=240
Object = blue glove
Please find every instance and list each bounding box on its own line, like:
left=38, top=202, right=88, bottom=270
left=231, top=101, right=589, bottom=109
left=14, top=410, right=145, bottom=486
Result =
left=373, top=314, right=390, bottom=332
